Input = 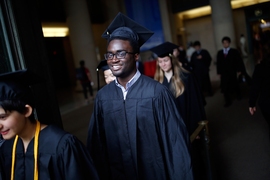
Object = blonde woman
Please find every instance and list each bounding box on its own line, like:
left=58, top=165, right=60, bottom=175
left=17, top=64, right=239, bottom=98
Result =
left=152, top=42, right=206, bottom=135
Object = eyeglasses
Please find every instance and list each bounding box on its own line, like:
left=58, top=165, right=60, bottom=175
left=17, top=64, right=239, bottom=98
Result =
left=104, top=50, right=135, bottom=60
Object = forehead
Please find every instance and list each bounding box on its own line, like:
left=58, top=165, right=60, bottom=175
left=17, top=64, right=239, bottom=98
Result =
left=107, top=39, right=132, bottom=51
left=0, top=107, right=6, bottom=113
left=104, top=69, right=112, bottom=75
left=158, top=56, right=170, bottom=61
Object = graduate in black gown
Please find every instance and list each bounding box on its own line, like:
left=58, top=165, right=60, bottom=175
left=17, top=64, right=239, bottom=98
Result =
left=151, top=42, right=206, bottom=136
left=151, top=42, right=208, bottom=180
left=0, top=70, right=99, bottom=180
left=87, top=12, right=193, bottom=180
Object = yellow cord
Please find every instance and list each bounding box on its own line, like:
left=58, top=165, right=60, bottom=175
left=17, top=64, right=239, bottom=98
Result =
left=34, top=121, right=40, bottom=180
left=11, top=120, right=41, bottom=180
left=11, top=135, right=18, bottom=180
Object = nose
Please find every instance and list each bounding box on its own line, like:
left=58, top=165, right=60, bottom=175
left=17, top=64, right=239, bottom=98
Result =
left=160, top=61, right=166, bottom=66
left=111, top=54, right=119, bottom=61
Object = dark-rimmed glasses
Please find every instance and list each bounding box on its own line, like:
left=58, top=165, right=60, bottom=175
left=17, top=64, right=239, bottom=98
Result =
left=104, top=50, right=135, bottom=60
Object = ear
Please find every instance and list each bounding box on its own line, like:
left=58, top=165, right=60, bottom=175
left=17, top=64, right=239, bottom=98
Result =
left=24, top=105, right=33, bottom=118
left=134, top=53, right=140, bottom=62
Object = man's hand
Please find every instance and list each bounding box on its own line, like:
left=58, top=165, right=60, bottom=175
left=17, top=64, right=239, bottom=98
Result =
left=249, top=107, right=256, bottom=115
left=197, top=55, right=202, bottom=59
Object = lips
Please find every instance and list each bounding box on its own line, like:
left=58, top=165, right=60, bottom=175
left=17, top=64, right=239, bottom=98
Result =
left=111, top=65, right=121, bottom=71
left=0, top=130, right=9, bottom=135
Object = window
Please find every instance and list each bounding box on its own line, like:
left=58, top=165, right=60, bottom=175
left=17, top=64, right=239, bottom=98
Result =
left=0, top=0, right=25, bottom=73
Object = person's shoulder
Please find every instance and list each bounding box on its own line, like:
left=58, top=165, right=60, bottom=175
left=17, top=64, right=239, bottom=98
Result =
left=39, top=125, right=70, bottom=144
left=229, top=48, right=238, bottom=52
left=217, top=49, right=223, bottom=53
left=44, top=125, right=83, bottom=151
left=180, top=70, right=193, bottom=81
left=140, top=75, right=172, bottom=95
left=98, top=81, right=115, bottom=93
left=201, top=49, right=207, bottom=52
left=140, top=75, right=164, bottom=88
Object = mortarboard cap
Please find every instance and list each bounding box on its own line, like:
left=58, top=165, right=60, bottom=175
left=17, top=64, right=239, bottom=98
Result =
left=101, top=12, right=154, bottom=47
left=150, top=42, right=179, bottom=58
left=0, top=69, right=44, bottom=105
left=96, top=60, right=110, bottom=71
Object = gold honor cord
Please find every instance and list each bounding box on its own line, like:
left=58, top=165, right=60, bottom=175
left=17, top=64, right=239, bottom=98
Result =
left=11, top=120, right=41, bottom=180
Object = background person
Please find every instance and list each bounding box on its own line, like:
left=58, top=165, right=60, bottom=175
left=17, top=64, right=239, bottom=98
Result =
left=76, top=60, right=94, bottom=103
left=152, top=41, right=206, bottom=136
left=190, top=41, right=213, bottom=97
left=151, top=41, right=208, bottom=180
left=216, top=36, right=246, bottom=107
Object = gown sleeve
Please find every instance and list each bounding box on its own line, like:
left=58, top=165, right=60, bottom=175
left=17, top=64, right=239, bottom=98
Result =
left=58, top=134, right=99, bottom=180
left=153, top=88, right=194, bottom=180
left=87, top=94, right=111, bottom=179
left=249, top=63, right=263, bottom=107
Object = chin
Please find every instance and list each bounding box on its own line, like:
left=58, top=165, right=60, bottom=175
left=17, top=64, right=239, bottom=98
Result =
left=2, top=134, right=15, bottom=140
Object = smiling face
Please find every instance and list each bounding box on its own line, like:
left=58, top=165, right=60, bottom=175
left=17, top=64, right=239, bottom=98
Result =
left=157, top=56, right=172, bottom=73
left=0, top=105, right=32, bottom=140
left=106, top=39, right=139, bottom=83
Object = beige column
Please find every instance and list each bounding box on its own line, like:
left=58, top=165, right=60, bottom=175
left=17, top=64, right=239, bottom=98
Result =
left=210, top=0, right=236, bottom=51
left=64, top=0, right=98, bottom=90
left=158, top=0, right=173, bottom=42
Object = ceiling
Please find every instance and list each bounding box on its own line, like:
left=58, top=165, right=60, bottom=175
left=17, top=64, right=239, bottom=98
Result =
left=36, top=0, right=107, bottom=24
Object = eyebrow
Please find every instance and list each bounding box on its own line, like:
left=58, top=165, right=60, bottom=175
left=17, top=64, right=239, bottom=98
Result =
left=107, top=50, right=126, bottom=53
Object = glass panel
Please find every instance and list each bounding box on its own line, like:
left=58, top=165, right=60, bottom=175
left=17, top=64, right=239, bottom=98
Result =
left=0, top=4, right=15, bottom=73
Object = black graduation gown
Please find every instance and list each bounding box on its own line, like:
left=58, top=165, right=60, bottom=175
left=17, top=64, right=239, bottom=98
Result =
left=249, top=60, right=270, bottom=121
left=216, top=48, right=245, bottom=94
left=0, top=125, right=99, bottom=180
left=87, top=75, right=193, bottom=180
left=162, top=72, right=206, bottom=136
left=190, top=49, right=212, bottom=93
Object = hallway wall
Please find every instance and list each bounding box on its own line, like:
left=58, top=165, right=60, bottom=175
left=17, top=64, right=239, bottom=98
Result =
left=183, top=8, right=249, bottom=82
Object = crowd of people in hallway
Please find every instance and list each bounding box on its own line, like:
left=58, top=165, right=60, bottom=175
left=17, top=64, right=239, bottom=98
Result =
left=1, top=11, right=270, bottom=180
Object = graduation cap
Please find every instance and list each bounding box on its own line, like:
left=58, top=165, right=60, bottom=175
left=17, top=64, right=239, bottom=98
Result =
left=150, top=41, right=179, bottom=58
left=96, top=60, right=110, bottom=90
left=0, top=69, right=44, bottom=105
left=96, top=60, right=109, bottom=71
left=101, top=12, right=154, bottom=47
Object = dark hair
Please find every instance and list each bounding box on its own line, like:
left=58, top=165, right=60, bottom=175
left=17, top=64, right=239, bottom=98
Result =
left=193, top=41, right=201, bottom=46
left=108, top=36, right=140, bottom=54
left=222, top=36, right=231, bottom=43
left=79, top=60, right=85, bottom=66
left=0, top=100, right=36, bottom=123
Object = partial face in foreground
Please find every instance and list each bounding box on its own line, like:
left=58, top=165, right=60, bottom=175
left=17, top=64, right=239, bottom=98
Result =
left=0, top=105, right=32, bottom=140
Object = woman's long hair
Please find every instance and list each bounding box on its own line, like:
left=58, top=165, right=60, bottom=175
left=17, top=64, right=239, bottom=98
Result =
left=154, top=55, right=188, bottom=97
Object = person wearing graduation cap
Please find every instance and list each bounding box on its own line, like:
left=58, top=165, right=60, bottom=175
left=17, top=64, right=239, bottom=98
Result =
left=0, top=69, right=99, bottom=180
left=151, top=41, right=207, bottom=136
left=96, top=60, right=116, bottom=86
left=151, top=42, right=209, bottom=179
left=87, top=12, right=193, bottom=180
